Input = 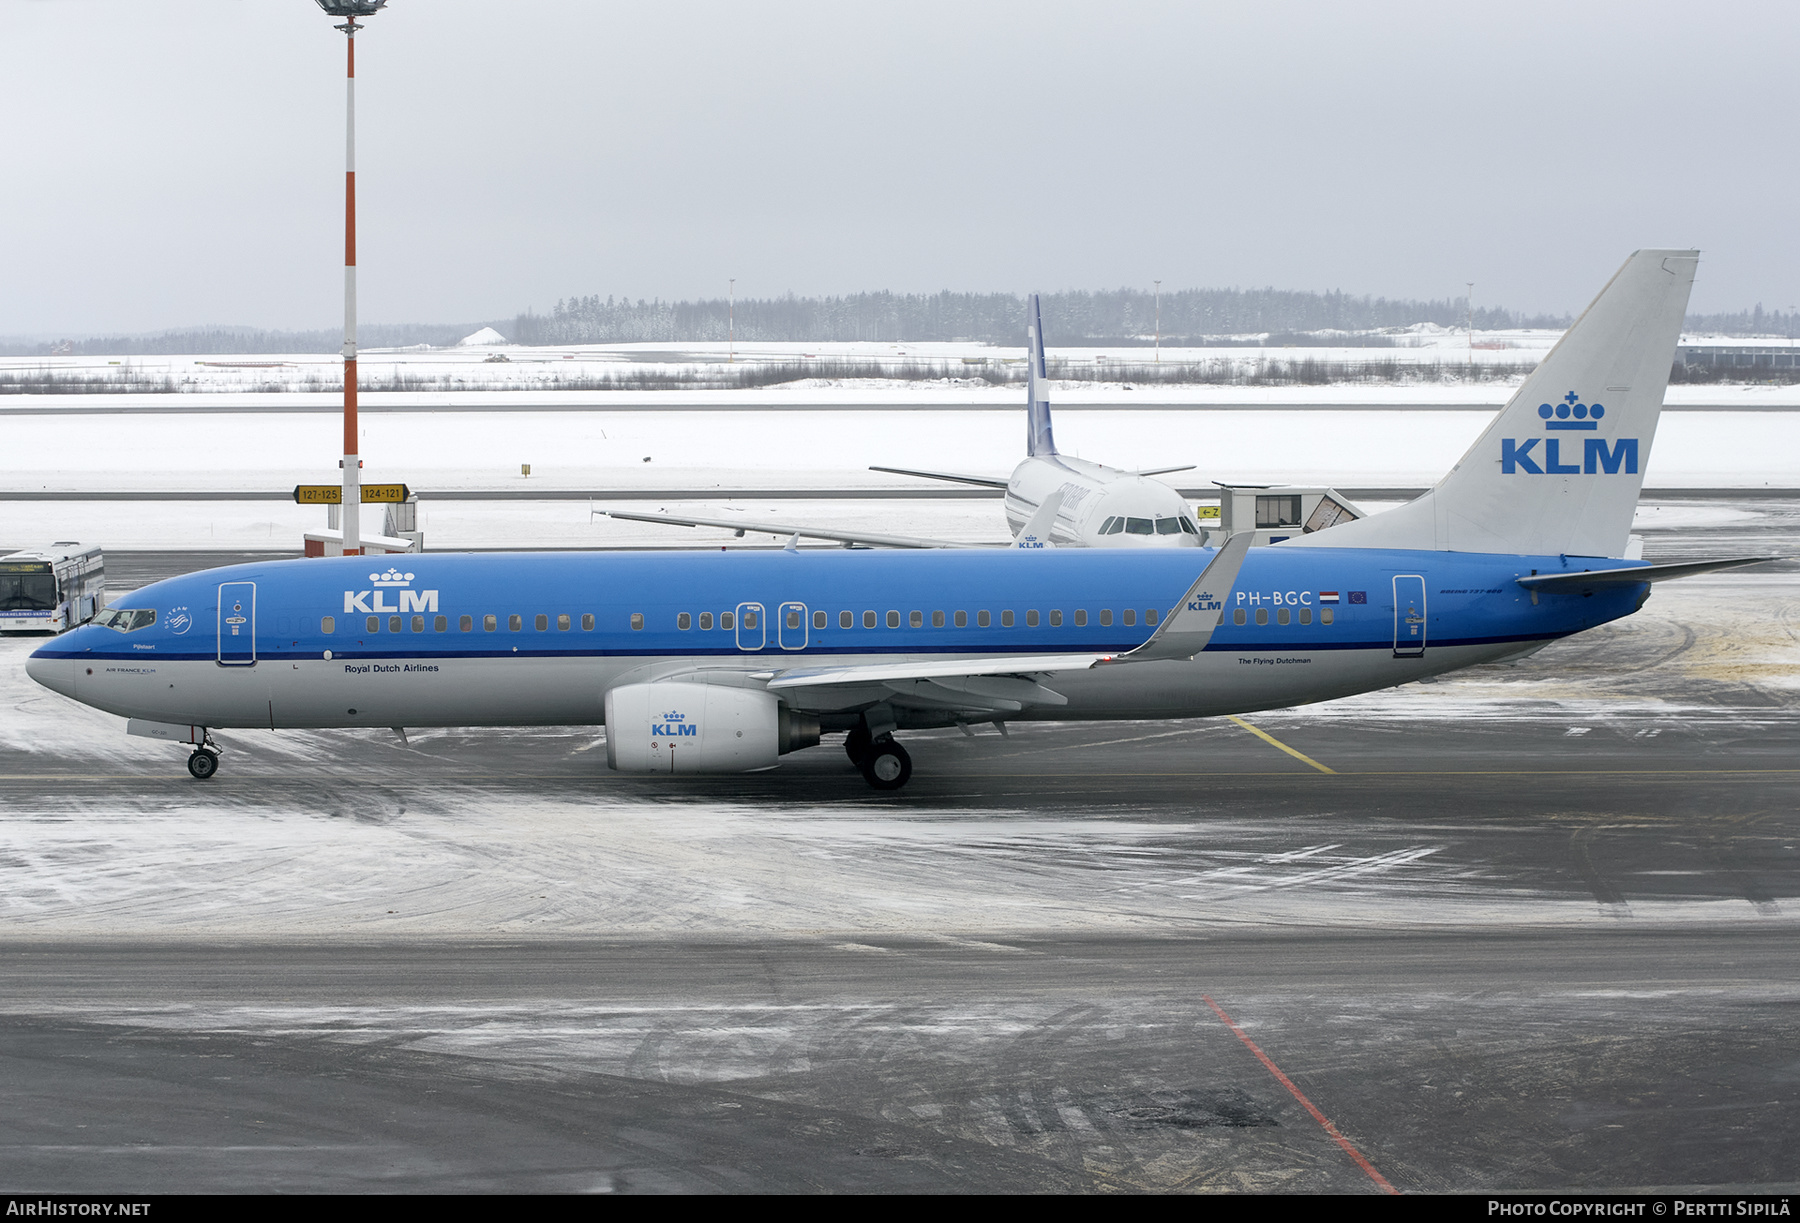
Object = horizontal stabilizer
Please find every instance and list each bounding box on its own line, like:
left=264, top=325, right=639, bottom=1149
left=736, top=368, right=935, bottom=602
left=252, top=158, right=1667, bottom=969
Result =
left=868, top=465, right=1010, bottom=490
left=1516, top=556, right=1777, bottom=591
left=603, top=509, right=974, bottom=550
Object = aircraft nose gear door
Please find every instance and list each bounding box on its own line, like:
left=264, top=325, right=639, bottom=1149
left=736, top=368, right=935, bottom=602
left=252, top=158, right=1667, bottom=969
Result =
left=735, top=602, right=765, bottom=651
left=778, top=602, right=808, bottom=650
left=217, top=581, right=257, bottom=666
left=1393, top=575, right=1426, bottom=659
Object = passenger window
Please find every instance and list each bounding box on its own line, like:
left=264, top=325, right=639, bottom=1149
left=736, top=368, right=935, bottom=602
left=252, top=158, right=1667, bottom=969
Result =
left=509, top=615, right=522, bottom=632
left=954, top=610, right=967, bottom=628
left=700, top=612, right=713, bottom=630
left=722, top=611, right=735, bottom=630
left=582, top=613, right=594, bottom=630
left=367, top=616, right=380, bottom=633
left=322, top=616, right=335, bottom=634
left=1049, top=610, right=1062, bottom=627
left=1126, top=518, right=1153, bottom=535
left=535, top=614, right=549, bottom=631
left=977, top=610, right=991, bottom=627
left=458, top=615, right=471, bottom=632
left=863, top=610, right=876, bottom=628
left=630, top=613, right=645, bottom=631
left=932, top=610, right=944, bottom=628
left=389, top=616, right=403, bottom=634
left=787, top=609, right=802, bottom=630
left=678, top=613, right=692, bottom=630
left=1073, top=609, right=1086, bottom=627
left=1026, top=610, right=1039, bottom=627
left=1100, top=609, right=1113, bottom=626
left=1234, top=609, right=1246, bottom=625
left=1299, top=608, right=1312, bottom=625
left=558, top=614, right=571, bottom=631
left=434, top=615, right=447, bottom=632
left=1256, top=608, right=1269, bottom=625
left=1277, top=608, right=1290, bottom=626
left=840, top=610, right=853, bottom=629
left=1123, top=609, right=1136, bottom=627
left=887, top=611, right=900, bottom=628
left=909, top=611, right=922, bottom=628
left=483, top=614, right=497, bottom=632
left=1321, top=608, right=1334, bottom=625
left=743, top=610, right=758, bottom=629
left=1146, top=609, right=1159, bottom=626
left=814, top=610, right=827, bottom=630
left=1001, top=610, right=1014, bottom=628
left=412, top=615, right=425, bottom=633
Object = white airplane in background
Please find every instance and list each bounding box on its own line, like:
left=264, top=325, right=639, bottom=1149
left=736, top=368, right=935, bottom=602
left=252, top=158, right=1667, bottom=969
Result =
left=604, top=295, right=1213, bottom=550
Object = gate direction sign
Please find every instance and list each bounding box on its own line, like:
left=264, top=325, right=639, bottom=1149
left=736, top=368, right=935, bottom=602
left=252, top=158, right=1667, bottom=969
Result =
left=293, top=484, right=410, bottom=504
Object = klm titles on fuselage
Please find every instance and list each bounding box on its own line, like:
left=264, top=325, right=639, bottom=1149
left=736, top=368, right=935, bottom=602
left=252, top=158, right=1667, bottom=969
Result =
left=1502, top=392, right=1638, bottom=476
left=343, top=569, right=439, bottom=615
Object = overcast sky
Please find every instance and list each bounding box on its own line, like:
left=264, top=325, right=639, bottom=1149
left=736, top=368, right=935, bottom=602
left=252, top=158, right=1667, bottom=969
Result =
left=5, top=0, right=1796, bottom=335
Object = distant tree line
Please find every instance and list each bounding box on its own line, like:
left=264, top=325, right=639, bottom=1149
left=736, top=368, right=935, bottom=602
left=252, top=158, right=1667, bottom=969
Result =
left=510, top=287, right=1569, bottom=347
left=6, top=292, right=1795, bottom=357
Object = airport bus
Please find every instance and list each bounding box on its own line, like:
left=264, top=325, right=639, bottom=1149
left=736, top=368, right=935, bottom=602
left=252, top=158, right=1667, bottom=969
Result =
left=0, top=544, right=107, bottom=634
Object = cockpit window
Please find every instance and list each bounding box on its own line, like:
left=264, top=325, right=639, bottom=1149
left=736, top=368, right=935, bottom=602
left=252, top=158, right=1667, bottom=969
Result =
left=1101, top=517, right=1125, bottom=535
left=1179, top=516, right=1199, bottom=535
left=1125, top=517, right=1154, bottom=535
left=95, top=608, right=156, bottom=632
left=1155, top=516, right=1183, bottom=535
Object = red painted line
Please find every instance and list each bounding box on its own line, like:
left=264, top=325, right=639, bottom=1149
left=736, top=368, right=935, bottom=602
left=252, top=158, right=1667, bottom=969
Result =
left=1203, top=994, right=1398, bottom=1195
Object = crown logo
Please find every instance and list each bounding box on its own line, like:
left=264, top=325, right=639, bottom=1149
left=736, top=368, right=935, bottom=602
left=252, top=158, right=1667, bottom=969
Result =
left=370, top=569, right=415, bottom=587
left=1538, top=390, right=1603, bottom=431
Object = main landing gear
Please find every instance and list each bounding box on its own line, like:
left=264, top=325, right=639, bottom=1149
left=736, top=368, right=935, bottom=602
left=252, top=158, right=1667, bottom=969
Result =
left=185, top=732, right=221, bottom=781
left=844, top=725, right=912, bottom=791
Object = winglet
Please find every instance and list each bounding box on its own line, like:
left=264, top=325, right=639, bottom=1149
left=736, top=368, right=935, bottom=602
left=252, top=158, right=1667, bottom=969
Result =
left=1026, top=293, right=1057, bottom=457
left=1012, top=488, right=1064, bottom=549
left=1111, top=533, right=1253, bottom=662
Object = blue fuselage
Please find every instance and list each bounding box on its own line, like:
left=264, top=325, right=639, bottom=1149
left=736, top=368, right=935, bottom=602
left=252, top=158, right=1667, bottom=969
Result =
left=28, top=546, right=1648, bottom=731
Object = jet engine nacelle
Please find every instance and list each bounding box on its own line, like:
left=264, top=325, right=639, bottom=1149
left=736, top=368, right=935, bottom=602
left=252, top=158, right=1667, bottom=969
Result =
left=604, top=681, right=820, bottom=774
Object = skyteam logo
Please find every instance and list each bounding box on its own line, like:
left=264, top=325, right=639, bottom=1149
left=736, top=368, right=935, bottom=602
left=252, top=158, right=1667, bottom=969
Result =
left=1502, top=391, right=1638, bottom=476
left=652, top=711, right=697, bottom=737
left=344, top=568, right=439, bottom=615
left=165, top=605, right=193, bottom=635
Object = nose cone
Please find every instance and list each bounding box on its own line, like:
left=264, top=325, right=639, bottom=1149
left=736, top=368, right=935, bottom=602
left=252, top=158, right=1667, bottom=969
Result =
left=25, top=646, right=76, bottom=698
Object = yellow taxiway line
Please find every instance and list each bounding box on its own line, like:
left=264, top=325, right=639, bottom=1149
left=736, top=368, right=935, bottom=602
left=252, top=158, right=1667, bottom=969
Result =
left=1227, top=715, right=1338, bottom=774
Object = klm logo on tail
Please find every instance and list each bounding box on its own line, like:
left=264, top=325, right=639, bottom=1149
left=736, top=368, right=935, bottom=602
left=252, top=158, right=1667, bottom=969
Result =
left=1501, top=392, right=1638, bottom=476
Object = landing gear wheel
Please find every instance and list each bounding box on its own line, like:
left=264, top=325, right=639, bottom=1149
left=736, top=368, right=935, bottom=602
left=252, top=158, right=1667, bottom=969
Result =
left=844, top=725, right=872, bottom=764
left=186, top=749, right=219, bottom=780
left=858, top=736, right=912, bottom=791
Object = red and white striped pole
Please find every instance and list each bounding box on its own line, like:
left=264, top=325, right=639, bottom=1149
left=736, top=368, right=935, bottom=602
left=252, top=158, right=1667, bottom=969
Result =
left=339, top=18, right=362, bottom=555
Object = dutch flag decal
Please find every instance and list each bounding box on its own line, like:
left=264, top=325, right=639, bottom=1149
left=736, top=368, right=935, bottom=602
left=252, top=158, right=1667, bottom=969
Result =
left=1319, top=591, right=1340, bottom=604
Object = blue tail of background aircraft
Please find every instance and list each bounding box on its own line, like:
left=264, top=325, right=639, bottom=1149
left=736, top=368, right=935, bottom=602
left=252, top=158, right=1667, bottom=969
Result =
left=1026, top=293, right=1057, bottom=458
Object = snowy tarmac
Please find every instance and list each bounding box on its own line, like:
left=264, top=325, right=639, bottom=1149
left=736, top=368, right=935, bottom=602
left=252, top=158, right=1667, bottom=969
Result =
left=0, top=495, right=1796, bottom=1190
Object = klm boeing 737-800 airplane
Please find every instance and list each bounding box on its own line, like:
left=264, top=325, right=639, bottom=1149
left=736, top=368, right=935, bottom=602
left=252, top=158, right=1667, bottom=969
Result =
left=26, top=251, right=1770, bottom=789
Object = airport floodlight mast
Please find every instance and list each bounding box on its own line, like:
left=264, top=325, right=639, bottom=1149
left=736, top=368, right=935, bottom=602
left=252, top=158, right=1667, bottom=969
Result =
left=1154, top=280, right=1161, bottom=363
left=315, top=0, right=388, bottom=555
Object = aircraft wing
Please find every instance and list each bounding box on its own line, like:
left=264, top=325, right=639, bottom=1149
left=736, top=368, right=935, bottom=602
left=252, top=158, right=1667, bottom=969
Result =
left=868, top=465, right=1011, bottom=489
left=601, top=509, right=978, bottom=550
left=1131, top=465, right=1197, bottom=478
left=764, top=653, right=1109, bottom=716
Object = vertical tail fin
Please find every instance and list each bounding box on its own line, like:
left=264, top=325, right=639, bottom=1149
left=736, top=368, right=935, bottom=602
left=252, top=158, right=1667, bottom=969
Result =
left=1026, top=293, right=1057, bottom=457
left=1290, top=249, right=1698, bottom=558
